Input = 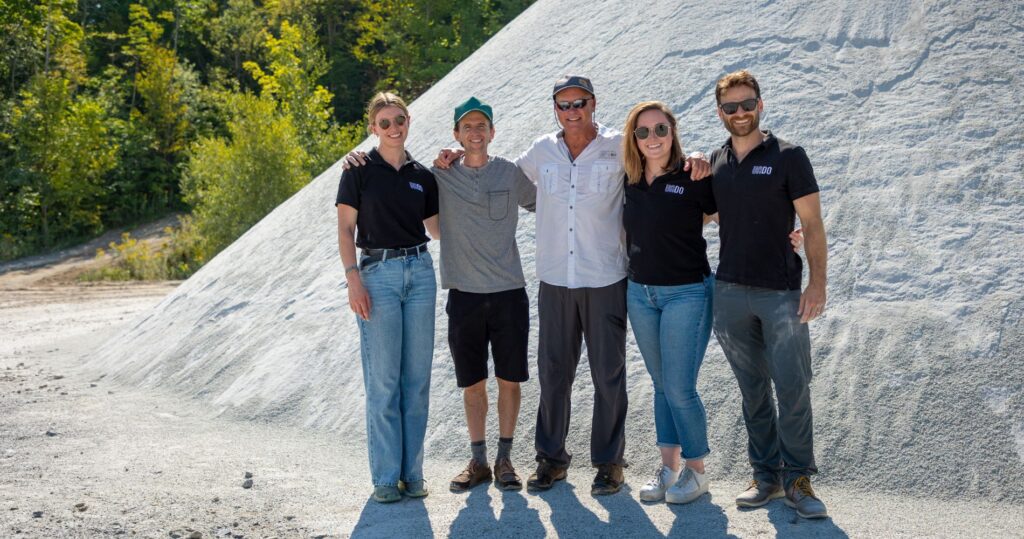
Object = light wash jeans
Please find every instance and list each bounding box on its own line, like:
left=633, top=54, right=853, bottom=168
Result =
left=627, top=275, right=714, bottom=460
left=356, top=250, right=436, bottom=487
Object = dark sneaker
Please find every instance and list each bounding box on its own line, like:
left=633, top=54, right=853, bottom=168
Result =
left=372, top=485, right=401, bottom=503
left=735, top=479, right=784, bottom=508
left=784, top=476, right=828, bottom=519
left=591, top=463, right=625, bottom=496
left=403, top=479, right=428, bottom=498
left=494, top=457, right=522, bottom=491
left=527, top=460, right=567, bottom=491
left=450, top=459, right=492, bottom=492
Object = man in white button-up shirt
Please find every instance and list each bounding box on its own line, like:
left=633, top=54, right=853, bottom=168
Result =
left=514, top=75, right=631, bottom=495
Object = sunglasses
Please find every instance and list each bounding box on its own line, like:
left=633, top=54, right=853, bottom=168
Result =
left=376, top=115, right=407, bottom=130
left=554, top=98, right=591, bottom=111
left=634, top=123, right=671, bottom=140
left=719, top=98, right=758, bottom=115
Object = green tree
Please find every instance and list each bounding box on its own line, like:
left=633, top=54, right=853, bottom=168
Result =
left=2, top=74, right=117, bottom=248
left=182, top=92, right=307, bottom=257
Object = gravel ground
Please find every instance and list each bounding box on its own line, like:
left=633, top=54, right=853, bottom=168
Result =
left=2, top=284, right=1023, bottom=538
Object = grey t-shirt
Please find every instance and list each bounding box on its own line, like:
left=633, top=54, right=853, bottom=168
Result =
left=432, top=156, right=537, bottom=293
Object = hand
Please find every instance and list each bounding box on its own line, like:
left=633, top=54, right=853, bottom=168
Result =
left=347, top=274, right=372, bottom=321
left=433, top=148, right=463, bottom=169
left=684, top=151, right=711, bottom=180
left=790, top=228, right=804, bottom=252
left=798, top=282, right=826, bottom=324
left=341, top=150, right=369, bottom=171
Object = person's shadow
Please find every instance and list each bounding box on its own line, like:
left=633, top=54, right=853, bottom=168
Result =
left=538, top=482, right=664, bottom=537
left=663, top=492, right=738, bottom=538
left=448, top=485, right=547, bottom=537
left=351, top=495, right=434, bottom=538
left=754, top=499, right=850, bottom=538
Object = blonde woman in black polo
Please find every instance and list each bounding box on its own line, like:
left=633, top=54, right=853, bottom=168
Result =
left=336, top=92, right=440, bottom=503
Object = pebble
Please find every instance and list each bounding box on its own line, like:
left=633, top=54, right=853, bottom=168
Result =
left=243, top=472, right=252, bottom=479
left=241, top=479, right=253, bottom=489
left=188, top=532, right=202, bottom=539
left=74, top=503, right=87, bottom=512
left=211, top=496, right=220, bottom=503
left=45, top=430, right=58, bottom=437
left=32, top=511, right=43, bottom=518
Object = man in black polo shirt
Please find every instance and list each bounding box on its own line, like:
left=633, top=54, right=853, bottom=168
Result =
left=709, top=70, right=829, bottom=519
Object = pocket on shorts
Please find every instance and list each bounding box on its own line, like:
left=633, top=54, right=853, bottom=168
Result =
left=488, top=190, right=510, bottom=221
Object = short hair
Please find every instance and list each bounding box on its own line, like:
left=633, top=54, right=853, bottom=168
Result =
left=715, top=70, right=761, bottom=104
left=365, top=92, right=409, bottom=133
left=621, top=101, right=684, bottom=186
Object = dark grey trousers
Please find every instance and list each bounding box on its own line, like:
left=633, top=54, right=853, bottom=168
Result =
left=534, top=279, right=628, bottom=466
left=713, top=280, right=818, bottom=486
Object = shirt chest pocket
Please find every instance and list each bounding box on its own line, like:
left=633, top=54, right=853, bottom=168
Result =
left=584, top=161, right=620, bottom=194
left=487, top=190, right=509, bottom=221
left=540, top=164, right=567, bottom=198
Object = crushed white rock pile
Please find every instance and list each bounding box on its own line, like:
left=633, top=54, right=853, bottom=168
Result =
left=87, top=0, right=1024, bottom=503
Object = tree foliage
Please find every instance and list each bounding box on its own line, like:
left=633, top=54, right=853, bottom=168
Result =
left=0, top=0, right=535, bottom=266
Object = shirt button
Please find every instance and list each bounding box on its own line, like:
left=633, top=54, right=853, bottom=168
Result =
left=571, top=185, right=574, bottom=188
left=569, top=228, right=573, bottom=231
left=569, top=206, right=573, bottom=209
left=570, top=251, right=574, bottom=254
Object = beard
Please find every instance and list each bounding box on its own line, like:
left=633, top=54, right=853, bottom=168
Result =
left=725, top=112, right=760, bottom=137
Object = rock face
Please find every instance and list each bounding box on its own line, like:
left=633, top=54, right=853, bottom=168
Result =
left=88, top=0, right=1023, bottom=501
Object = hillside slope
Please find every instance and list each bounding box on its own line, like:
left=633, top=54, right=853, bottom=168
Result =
left=88, top=0, right=1024, bottom=502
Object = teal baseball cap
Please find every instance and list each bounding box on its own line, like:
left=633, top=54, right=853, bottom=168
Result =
left=453, top=96, right=493, bottom=126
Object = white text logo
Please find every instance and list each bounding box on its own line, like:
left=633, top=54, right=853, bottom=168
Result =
left=752, top=166, right=772, bottom=175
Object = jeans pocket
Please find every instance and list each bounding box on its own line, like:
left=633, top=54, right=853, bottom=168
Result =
left=488, top=190, right=509, bottom=221
left=359, top=256, right=382, bottom=275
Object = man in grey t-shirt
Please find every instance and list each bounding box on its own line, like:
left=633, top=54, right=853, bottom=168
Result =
left=436, top=97, right=536, bottom=493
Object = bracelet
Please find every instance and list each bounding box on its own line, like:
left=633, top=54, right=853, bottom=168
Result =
left=344, top=264, right=359, bottom=275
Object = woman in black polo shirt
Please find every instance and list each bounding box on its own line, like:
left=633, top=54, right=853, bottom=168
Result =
left=622, top=101, right=718, bottom=505
left=336, top=92, right=440, bottom=504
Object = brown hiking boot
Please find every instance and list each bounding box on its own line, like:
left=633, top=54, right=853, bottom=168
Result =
left=591, top=463, right=625, bottom=496
left=494, top=457, right=522, bottom=491
left=450, top=459, right=492, bottom=492
left=527, top=459, right=567, bottom=491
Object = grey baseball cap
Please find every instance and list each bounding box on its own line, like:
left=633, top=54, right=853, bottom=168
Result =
left=552, top=75, right=595, bottom=97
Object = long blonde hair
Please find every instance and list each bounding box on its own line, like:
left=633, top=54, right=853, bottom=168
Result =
left=621, top=101, right=684, bottom=185
left=365, top=91, right=409, bottom=133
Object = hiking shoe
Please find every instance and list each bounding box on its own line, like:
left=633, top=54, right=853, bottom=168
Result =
left=638, top=465, right=681, bottom=502
left=591, top=463, right=625, bottom=496
left=785, top=476, right=828, bottom=519
left=372, top=485, right=401, bottom=503
left=450, top=459, right=492, bottom=492
left=527, top=460, right=567, bottom=491
left=736, top=479, right=784, bottom=508
left=494, top=457, right=522, bottom=491
left=665, top=467, right=709, bottom=504
left=402, top=479, right=429, bottom=498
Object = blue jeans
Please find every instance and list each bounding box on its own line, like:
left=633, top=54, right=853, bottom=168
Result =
left=627, top=276, right=713, bottom=460
left=356, top=250, right=436, bottom=487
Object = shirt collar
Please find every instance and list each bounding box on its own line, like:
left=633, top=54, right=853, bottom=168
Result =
left=368, top=147, right=416, bottom=169
left=721, top=130, right=776, bottom=153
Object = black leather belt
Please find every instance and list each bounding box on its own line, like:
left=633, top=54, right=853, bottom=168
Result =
left=361, top=243, right=428, bottom=263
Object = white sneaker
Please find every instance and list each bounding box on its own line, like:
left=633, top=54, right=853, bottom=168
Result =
left=665, top=467, right=709, bottom=504
left=638, top=465, right=681, bottom=502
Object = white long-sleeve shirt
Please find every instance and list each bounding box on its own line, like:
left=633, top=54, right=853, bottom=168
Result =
left=515, top=124, right=627, bottom=289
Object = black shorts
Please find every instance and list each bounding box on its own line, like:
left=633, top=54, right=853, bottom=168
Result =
left=446, top=287, right=530, bottom=388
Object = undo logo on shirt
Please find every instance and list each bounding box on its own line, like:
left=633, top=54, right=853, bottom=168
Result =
left=752, top=166, right=773, bottom=175
left=409, top=182, right=424, bottom=192
left=665, top=185, right=685, bottom=195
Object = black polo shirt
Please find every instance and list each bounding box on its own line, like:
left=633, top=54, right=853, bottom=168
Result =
left=623, top=165, right=717, bottom=286
left=335, top=148, right=439, bottom=249
left=711, top=131, right=819, bottom=291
